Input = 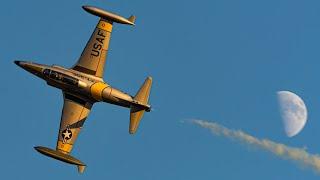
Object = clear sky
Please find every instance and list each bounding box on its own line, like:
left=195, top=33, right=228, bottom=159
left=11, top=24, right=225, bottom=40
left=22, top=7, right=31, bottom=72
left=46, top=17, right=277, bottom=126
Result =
left=1, top=0, right=320, bottom=179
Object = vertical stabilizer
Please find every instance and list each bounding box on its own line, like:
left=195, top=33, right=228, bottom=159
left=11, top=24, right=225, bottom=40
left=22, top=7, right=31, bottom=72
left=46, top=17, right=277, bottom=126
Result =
left=127, top=15, right=136, bottom=24
left=129, top=77, right=152, bottom=134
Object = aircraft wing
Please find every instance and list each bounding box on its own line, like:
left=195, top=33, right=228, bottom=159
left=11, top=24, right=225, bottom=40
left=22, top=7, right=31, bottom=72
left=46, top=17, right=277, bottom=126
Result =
left=72, top=19, right=113, bottom=78
left=56, top=93, right=92, bottom=154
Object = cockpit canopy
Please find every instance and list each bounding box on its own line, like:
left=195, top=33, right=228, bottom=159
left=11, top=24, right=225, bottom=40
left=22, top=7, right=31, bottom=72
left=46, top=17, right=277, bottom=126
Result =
left=43, top=69, right=50, bottom=77
left=43, top=69, right=78, bottom=86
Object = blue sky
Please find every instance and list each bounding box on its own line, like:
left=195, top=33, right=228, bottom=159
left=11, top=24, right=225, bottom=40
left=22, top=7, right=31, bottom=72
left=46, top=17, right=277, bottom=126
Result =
left=2, top=0, right=320, bottom=179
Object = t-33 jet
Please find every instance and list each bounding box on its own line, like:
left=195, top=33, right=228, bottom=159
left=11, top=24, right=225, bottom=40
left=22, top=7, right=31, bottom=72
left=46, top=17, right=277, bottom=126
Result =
left=14, top=5, right=152, bottom=173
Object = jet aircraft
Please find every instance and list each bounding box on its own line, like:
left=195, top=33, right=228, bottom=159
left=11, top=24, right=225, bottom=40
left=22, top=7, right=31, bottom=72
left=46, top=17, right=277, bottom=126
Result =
left=14, top=5, right=152, bottom=173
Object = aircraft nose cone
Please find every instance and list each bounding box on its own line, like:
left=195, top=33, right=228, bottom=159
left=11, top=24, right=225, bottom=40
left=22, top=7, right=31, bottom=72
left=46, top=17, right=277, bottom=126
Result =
left=14, top=60, right=21, bottom=66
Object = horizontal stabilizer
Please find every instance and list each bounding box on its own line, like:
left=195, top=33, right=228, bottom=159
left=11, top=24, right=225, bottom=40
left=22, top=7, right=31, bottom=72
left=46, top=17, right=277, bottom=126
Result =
left=134, top=77, right=152, bottom=105
left=78, top=165, right=86, bottom=173
left=129, top=77, right=152, bottom=134
left=34, top=146, right=86, bottom=173
left=130, top=107, right=146, bottom=134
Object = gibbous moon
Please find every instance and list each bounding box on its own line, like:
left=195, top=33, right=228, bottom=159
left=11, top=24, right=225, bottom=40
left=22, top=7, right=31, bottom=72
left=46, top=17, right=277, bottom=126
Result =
left=277, top=91, right=307, bottom=137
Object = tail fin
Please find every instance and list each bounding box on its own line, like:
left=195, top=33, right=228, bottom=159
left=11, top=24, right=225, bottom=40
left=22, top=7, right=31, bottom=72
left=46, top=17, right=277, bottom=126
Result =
left=129, top=77, right=152, bottom=134
left=127, top=15, right=136, bottom=25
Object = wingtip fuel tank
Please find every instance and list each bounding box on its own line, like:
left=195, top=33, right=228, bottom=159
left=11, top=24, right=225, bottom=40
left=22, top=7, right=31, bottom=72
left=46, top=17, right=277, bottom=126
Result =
left=34, top=146, right=86, bottom=173
left=82, top=5, right=136, bottom=25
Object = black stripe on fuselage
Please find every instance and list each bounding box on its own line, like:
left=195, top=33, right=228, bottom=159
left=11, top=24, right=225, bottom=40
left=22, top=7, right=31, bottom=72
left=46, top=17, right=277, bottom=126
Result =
left=73, top=65, right=96, bottom=76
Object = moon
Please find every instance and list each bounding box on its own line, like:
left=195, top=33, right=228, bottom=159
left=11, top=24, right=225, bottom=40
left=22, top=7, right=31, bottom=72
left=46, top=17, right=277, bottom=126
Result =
left=277, top=91, right=307, bottom=137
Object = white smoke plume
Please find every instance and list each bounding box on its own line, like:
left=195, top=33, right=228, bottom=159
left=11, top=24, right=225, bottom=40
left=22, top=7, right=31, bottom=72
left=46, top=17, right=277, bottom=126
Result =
left=191, top=119, right=320, bottom=172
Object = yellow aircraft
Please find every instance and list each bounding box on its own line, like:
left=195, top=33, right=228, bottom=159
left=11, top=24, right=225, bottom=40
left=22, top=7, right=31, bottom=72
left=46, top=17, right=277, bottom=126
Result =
left=14, top=5, right=152, bottom=173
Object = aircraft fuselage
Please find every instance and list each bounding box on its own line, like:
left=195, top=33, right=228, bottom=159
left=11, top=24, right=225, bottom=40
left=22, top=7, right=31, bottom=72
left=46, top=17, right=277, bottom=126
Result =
left=14, top=61, right=149, bottom=110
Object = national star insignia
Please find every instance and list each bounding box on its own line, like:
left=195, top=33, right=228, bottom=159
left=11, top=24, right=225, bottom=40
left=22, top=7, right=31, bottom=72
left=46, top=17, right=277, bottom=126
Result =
left=62, top=129, right=72, bottom=141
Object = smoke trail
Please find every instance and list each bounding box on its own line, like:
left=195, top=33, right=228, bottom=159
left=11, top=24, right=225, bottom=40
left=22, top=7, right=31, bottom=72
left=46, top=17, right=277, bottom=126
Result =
left=191, top=119, right=320, bottom=172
